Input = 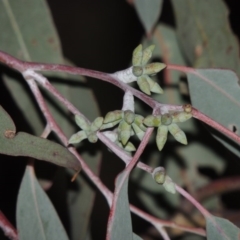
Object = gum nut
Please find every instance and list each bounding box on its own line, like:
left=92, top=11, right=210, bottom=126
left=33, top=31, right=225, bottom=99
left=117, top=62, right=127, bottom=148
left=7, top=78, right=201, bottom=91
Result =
left=124, top=110, right=135, bottom=124
left=90, top=117, right=104, bottom=132
left=69, top=130, right=87, bottom=144
left=137, top=76, right=151, bottom=95
left=143, top=62, right=166, bottom=75
left=168, top=123, right=187, bottom=145
left=145, top=76, right=163, bottom=94
left=75, top=115, right=89, bottom=131
left=161, top=114, right=172, bottom=126
left=183, top=104, right=192, bottom=113
left=142, top=45, right=155, bottom=65
left=132, top=66, right=143, bottom=77
left=132, top=44, right=143, bottom=66
left=172, top=112, right=192, bottom=123
left=156, top=125, right=168, bottom=151
left=152, top=167, right=166, bottom=184
left=87, top=132, right=98, bottom=143
left=104, top=110, right=123, bottom=123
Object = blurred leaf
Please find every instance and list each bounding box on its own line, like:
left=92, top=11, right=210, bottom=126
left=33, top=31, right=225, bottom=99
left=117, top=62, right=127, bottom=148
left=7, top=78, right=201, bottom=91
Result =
left=171, top=0, right=240, bottom=76
left=206, top=215, right=240, bottom=239
left=187, top=69, right=240, bottom=156
left=0, top=105, right=80, bottom=171
left=107, top=173, right=133, bottom=240
left=134, top=0, right=163, bottom=35
left=17, top=165, right=69, bottom=240
left=0, top=2, right=101, bottom=238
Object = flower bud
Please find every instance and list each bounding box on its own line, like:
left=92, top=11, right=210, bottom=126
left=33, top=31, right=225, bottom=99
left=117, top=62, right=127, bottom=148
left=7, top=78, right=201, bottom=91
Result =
left=118, top=120, right=131, bottom=145
left=183, top=104, right=192, bottom=113
left=90, top=117, right=103, bottom=132
left=132, top=123, right=145, bottom=140
left=132, top=44, right=143, bottom=66
left=124, top=110, right=135, bottom=124
left=144, top=115, right=161, bottom=127
left=152, top=167, right=166, bottom=184
left=75, top=115, right=90, bottom=131
left=132, top=66, right=143, bottom=77
left=104, top=110, right=123, bottom=123
left=142, top=45, right=155, bottom=65
left=161, top=114, right=172, bottom=126
left=168, top=123, right=187, bottom=145
left=156, top=125, right=168, bottom=151
left=87, top=132, right=98, bottom=143
left=143, top=63, right=166, bottom=75
left=145, top=75, right=163, bottom=94
left=137, top=76, right=151, bottom=95
left=69, top=130, right=87, bottom=144
left=134, top=115, right=147, bottom=131
left=100, top=119, right=122, bottom=130
left=172, top=112, right=192, bottom=123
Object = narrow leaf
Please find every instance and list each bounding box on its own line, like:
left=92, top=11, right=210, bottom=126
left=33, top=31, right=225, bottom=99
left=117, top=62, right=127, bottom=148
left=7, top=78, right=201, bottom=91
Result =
left=187, top=69, right=240, bottom=156
left=17, top=166, right=69, bottom=240
left=206, top=215, right=240, bottom=239
left=0, top=105, right=80, bottom=171
left=134, top=0, right=164, bottom=35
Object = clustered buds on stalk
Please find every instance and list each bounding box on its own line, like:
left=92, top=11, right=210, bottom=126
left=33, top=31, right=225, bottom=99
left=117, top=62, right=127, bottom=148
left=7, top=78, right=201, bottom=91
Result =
left=68, top=45, right=193, bottom=153
left=132, top=44, right=166, bottom=95
left=68, top=104, right=192, bottom=153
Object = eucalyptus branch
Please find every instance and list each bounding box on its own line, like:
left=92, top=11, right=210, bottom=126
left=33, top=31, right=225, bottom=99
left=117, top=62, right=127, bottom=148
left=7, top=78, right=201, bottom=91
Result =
left=0, top=211, right=18, bottom=240
left=0, top=50, right=239, bottom=144
left=22, top=73, right=205, bottom=237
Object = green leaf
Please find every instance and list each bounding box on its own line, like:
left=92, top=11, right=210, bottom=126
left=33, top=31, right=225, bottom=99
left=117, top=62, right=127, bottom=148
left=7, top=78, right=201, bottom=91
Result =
left=206, top=215, right=240, bottom=239
left=17, top=166, right=69, bottom=240
left=107, top=173, right=133, bottom=240
left=134, top=0, right=164, bottom=35
left=0, top=105, right=80, bottom=171
left=171, top=0, right=240, bottom=76
left=187, top=69, right=240, bottom=156
left=0, top=2, right=101, bottom=238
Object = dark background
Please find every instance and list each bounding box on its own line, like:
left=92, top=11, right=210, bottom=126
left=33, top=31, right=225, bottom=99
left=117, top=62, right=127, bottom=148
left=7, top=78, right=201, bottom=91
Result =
left=0, top=0, right=240, bottom=239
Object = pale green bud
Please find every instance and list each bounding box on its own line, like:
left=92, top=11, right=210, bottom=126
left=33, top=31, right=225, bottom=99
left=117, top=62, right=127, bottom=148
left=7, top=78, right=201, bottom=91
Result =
left=145, top=75, right=163, bottom=94
left=142, top=45, right=155, bottom=65
left=137, top=76, right=151, bottom=95
left=183, top=104, right=192, bottom=113
left=132, top=123, right=145, bottom=140
left=124, top=110, right=135, bottom=124
left=69, top=130, right=87, bottom=144
left=161, top=114, right=172, bottom=126
left=156, top=125, right=168, bottom=151
left=104, top=110, right=123, bottom=123
left=134, top=115, right=147, bottom=131
left=143, top=115, right=161, bottom=127
left=143, top=62, right=166, bottom=75
left=90, top=117, right=103, bottom=132
left=152, top=167, right=166, bottom=184
left=168, top=123, right=187, bottom=145
left=118, top=120, right=131, bottom=145
left=163, top=176, right=176, bottom=194
left=172, top=112, right=192, bottom=123
left=87, top=132, right=98, bottom=143
left=124, top=142, right=136, bottom=152
left=100, top=119, right=122, bottom=130
left=132, top=44, right=143, bottom=66
left=75, top=115, right=90, bottom=131
left=132, top=66, right=143, bottom=77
